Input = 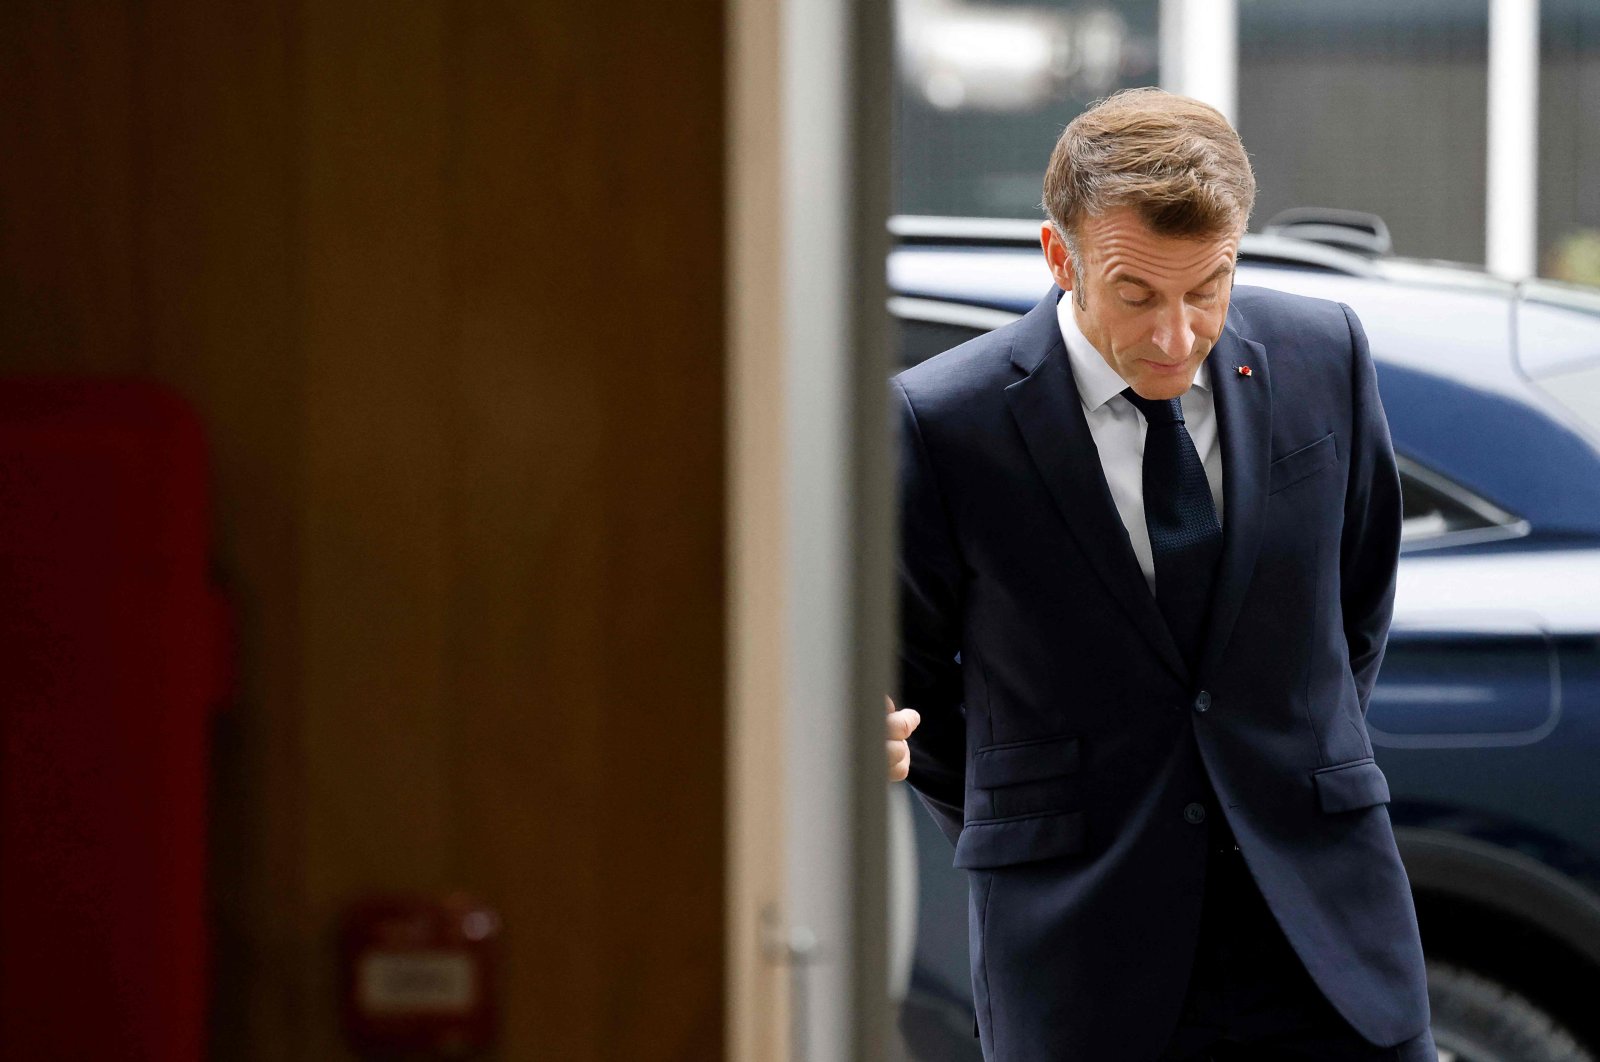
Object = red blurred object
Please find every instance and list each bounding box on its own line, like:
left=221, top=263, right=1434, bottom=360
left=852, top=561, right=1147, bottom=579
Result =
left=340, top=894, right=501, bottom=1057
left=0, top=378, right=230, bottom=1061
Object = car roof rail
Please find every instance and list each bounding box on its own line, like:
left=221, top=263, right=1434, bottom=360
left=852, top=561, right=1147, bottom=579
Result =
left=888, top=215, right=1042, bottom=245
left=1238, top=233, right=1382, bottom=277
left=1262, top=207, right=1393, bottom=258
left=887, top=215, right=1382, bottom=278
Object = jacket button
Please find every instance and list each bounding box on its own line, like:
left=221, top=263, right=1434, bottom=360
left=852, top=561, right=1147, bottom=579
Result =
left=1183, top=802, right=1207, bottom=824
left=1193, top=690, right=1212, bottom=713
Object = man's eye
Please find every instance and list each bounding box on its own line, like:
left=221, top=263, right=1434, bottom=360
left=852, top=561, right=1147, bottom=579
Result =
left=1121, top=294, right=1152, bottom=307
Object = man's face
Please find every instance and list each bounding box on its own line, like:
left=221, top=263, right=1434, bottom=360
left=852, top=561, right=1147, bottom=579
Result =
left=1041, top=206, right=1240, bottom=401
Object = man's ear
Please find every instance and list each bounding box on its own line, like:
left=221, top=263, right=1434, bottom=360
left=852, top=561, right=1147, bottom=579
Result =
left=1041, top=222, right=1074, bottom=291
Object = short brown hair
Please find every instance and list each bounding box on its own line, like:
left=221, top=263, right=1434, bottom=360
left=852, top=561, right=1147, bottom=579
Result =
left=1042, top=87, right=1256, bottom=245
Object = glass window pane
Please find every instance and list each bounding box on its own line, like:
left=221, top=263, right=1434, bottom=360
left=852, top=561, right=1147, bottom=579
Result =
left=1539, top=0, right=1600, bottom=283
left=894, top=0, right=1160, bottom=219
left=1238, top=0, right=1489, bottom=264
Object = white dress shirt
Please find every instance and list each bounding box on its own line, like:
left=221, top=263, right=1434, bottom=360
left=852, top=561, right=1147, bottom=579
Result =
left=1055, top=295, right=1226, bottom=596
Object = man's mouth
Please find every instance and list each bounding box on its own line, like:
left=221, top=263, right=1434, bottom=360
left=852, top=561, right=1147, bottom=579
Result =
left=1140, top=358, right=1189, bottom=375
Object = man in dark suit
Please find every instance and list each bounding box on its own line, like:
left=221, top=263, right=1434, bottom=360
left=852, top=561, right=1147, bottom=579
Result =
left=885, top=88, right=1436, bottom=1060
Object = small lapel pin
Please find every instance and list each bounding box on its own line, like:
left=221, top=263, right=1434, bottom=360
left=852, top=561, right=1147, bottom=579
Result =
left=1236, top=365, right=1253, bottom=377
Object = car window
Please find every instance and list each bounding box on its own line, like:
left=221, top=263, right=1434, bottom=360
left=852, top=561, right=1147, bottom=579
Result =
left=896, top=316, right=989, bottom=369
left=1396, top=457, right=1526, bottom=551
left=1400, top=470, right=1491, bottom=541
left=1529, top=360, right=1600, bottom=441
left=1517, top=288, right=1600, bottom=442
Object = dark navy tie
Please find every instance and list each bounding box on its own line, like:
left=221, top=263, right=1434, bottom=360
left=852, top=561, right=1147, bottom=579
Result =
left=1121, top=387, right=1223, bottom=673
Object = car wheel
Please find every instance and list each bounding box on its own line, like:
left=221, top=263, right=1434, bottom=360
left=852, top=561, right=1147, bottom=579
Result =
left=1427, top=960, right=1594, bottom=1062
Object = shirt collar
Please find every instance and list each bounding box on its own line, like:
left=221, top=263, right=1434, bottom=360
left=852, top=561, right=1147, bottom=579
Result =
left=1054, top=289, right=1211, bottom=413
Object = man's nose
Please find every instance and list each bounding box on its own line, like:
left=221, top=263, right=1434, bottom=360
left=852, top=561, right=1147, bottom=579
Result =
left=1151, top=306, right=1196, bottom=361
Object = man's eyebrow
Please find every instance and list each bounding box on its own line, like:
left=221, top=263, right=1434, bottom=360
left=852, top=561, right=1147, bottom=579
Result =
left=1107, top=272, right=1155, bottom=290
left=1109, top=262, right=1235, bottom=290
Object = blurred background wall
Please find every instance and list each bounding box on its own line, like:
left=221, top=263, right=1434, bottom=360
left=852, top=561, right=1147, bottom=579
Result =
left=1538, top=0, right=1600, bottom=281
left=0, top=2, right=727, bottom=1058
left=1236, top=0, right=1491, bottom=266
left=895, top=0, right=1600, bottom=283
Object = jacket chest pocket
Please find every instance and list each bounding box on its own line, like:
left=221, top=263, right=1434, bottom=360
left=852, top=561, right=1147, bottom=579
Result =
left=956, top=734, right=1086, bottom=869
left=1268, top=432, right=1336, bottom=495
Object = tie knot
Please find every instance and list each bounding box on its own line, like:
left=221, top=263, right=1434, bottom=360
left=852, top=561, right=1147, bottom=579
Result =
left=1121, top=387, right=1184, bottom=425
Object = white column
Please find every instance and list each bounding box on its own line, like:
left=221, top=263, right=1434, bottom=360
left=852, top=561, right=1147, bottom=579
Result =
left=779, top=0, right=895, bottom=1059
left=1160, top=0, right=1238, bottom=125
left=782, top=0, right=854, bottom=1048
left=1487, top=0, right=1541, bottom=278
left=728, top=0, right=893, bottom=1056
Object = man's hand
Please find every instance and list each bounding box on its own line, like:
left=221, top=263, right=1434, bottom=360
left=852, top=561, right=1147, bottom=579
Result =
left=886, top=695, right=921, bottom=781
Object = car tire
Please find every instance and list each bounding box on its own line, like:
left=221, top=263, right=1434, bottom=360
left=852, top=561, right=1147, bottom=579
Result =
left=1427, top=960, right=1595, bottom=1062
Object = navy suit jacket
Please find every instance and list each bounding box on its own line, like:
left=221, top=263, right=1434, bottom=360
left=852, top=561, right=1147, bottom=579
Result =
left=893, top=284, right=1429, bottom=1060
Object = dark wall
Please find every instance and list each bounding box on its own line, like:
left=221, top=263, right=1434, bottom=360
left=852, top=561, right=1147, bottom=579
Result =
left=0, top=3, right=726, bottom=1059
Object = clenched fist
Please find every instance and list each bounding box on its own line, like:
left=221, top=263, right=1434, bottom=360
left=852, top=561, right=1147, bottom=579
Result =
left=886, top=695, right=921, bottom=782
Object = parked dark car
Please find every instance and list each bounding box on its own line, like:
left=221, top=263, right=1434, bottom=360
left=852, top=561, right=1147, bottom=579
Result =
left=886, top=214, right=1600, bottom=1062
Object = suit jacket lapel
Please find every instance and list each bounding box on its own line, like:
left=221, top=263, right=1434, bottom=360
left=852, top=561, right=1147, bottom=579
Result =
left=1198, top=320, right=1271, bottom=680
left=1004, top=288, right=1189, bottom=684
